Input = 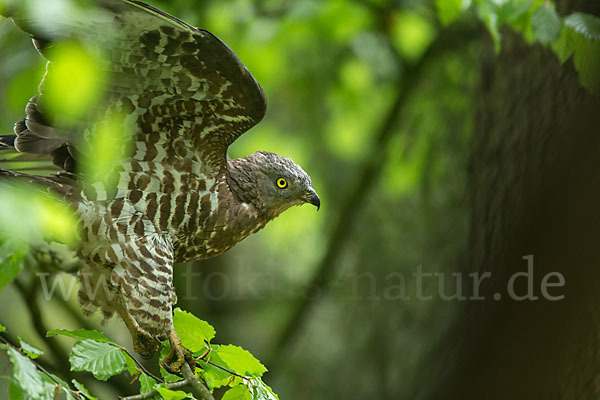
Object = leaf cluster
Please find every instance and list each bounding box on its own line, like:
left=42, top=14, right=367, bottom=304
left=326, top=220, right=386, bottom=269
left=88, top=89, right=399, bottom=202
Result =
left=435, top=0, right=600, bottom=93
left=0, top=322, right=92, bottom=400
left=0, top=309, right=278, bottom=400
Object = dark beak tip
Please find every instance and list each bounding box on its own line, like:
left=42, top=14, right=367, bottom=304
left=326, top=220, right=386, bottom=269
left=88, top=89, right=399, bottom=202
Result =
left=308, top=193, right=320, bottom=211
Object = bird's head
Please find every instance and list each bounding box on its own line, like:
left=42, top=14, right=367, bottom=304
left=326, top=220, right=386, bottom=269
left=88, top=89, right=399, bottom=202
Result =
left=227, top=151, right=320, bottom=218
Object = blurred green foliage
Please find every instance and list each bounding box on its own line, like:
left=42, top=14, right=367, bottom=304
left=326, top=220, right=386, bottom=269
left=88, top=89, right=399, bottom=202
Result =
left=43, top=41, right=106, bottom=120
left=0, top=0, right=473, bottom=397
left=0, top=184, right=79, bottom=244
left=1, top=0, right=596, bottom=399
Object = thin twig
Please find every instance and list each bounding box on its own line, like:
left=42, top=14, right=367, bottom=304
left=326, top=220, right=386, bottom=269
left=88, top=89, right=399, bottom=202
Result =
left=118, top=346, right=164, bottom=384
left=195, top=348, right=247, bottom=381
left=119, top=379, right=189, bottom=400
left=203, top=359, right=246, bottom=380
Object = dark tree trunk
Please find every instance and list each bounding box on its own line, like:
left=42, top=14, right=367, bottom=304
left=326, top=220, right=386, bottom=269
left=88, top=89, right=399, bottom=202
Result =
left=424, top=1, right=600, bottom=398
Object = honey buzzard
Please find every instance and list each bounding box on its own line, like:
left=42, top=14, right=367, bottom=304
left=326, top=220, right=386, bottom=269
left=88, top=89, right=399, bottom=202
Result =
left=0, top=0, right=320, bottom=370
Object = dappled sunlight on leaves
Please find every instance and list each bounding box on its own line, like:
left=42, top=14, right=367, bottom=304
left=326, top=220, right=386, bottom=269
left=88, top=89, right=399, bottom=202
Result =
left=325, top=59, right=389, bottom=160
left=173, top=308, right=215, bottom=353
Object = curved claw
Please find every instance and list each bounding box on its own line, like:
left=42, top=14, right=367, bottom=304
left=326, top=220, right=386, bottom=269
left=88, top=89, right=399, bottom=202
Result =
left=162, top=330, right=195, bottom=373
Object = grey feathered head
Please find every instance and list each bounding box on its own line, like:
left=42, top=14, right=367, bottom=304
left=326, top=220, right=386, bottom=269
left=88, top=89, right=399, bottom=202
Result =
left=228, top=151, right=320, bottom=217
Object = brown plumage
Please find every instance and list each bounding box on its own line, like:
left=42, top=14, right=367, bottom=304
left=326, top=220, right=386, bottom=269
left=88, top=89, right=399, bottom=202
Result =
left=0, top=0, right=320, bottom=370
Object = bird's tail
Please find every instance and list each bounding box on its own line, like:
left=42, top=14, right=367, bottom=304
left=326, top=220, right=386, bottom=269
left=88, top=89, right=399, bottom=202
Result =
left=0, top=167, right=78, bottom=199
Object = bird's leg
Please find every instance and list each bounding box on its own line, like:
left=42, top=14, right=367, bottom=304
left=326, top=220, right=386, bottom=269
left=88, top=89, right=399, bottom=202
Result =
left=114, top=296, right=159, bottom=358
left=162, top=329, right=194, bottom=373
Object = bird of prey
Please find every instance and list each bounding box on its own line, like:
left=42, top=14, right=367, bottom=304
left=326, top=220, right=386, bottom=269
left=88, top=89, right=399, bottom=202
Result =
left=0, top=0, right=320, bottom=371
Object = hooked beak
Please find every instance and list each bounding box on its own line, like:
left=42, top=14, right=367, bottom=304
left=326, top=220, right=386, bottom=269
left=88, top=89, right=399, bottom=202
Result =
left=306, top=188, right=320, bottom=211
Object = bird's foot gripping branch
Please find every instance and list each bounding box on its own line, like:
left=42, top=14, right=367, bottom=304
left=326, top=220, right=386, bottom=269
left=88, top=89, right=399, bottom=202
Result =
left=0, top=309, right=278, bottom=400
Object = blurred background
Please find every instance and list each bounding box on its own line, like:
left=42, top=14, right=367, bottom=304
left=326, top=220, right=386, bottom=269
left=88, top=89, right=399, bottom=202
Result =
left=1, top=0, right=598, bottom=399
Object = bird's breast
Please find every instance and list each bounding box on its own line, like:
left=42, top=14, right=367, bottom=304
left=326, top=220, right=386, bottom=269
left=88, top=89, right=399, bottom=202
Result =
left=172, top=193, right=267, bottom=263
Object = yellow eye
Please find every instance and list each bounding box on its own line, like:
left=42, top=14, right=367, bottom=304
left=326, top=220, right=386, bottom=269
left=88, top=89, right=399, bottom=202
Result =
left=276, top=177, right=288, bottom=189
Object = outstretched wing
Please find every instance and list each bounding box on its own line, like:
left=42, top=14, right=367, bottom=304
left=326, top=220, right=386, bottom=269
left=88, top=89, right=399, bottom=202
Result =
left=4, top=0, right=266, bottom=177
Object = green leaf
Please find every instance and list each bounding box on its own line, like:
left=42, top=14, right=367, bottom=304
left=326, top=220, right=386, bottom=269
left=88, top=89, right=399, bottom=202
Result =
left=48, top=373, right=77, bottom=400
left=564, top=12, right=600, bottom=40
left=8, top=381, right=25, bottom=400
left=47, top=329, right=116, bottom=344
left=160, top=367, right=184, bottom=385
left=552, top=25, right=575, bottom=62
left=498, top=0, right=533, bottom=25
left=173, top=308, right=215, bottom=353
left=160, top=366, right=183, bottom=384
left=251, top=378, right=279, bottom=400
left=435, top=0, right=470, bottom=26
left=475, top=0, right=536, bottom=50
left=532, top=3, right=562, bottom=44
left=0, top=238, right=27, bottom=293
left=0, top=321, right=6, bottom=332
left=572, top=39, right=600, bottom=92
left=18, top=338, right=43, bottom=359
left=552, top=12, right=600, bottom=93
left=476, top=1, right=502, bottom=52
left=140, top=373, right=158, bottom=394
left=155, top=388, right=191, bottom=400
left=124, top=352, right=139, bottom=376
left=7, top=347, right=55, bottom=399
left=69, top=339, right=126, bottom=381
left=199, top=352, right=238, bottom=389
left=72, top=379, right=98, bottom=400
left=215, top=345, right=267, bottom=378
left=222, top=385, right=252, bottom=400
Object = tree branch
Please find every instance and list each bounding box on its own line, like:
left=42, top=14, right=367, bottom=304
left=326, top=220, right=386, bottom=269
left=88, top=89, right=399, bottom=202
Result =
left=119, top=380, right=189, bottom=400
left=119, top=362, right=215, bottom=400
left=181, top=362, right=214, bottom=400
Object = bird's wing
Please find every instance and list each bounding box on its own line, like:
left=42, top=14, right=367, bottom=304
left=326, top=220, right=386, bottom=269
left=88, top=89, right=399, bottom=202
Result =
left=5, top=0, right=266, bottom=177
